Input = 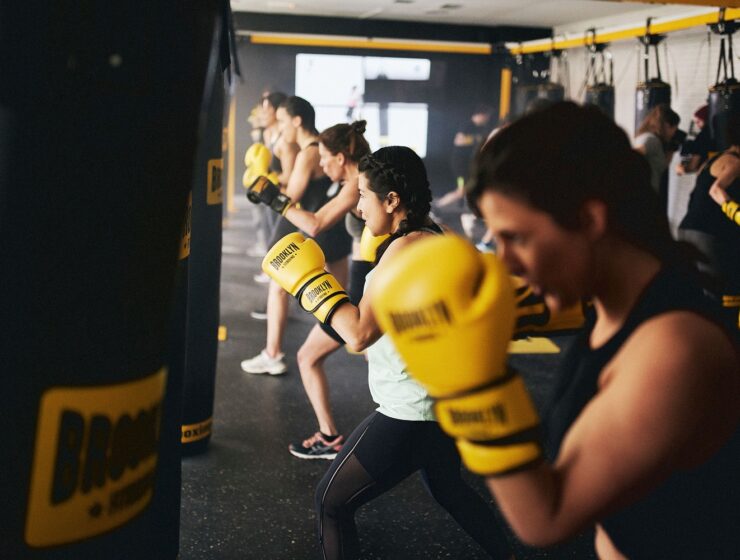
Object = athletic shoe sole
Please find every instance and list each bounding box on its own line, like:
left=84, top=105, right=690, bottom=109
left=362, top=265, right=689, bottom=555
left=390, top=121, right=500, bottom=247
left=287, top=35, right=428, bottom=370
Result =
left=288, top=447, right=338, bottom=460
left=240, top=362, right=287, bottom=375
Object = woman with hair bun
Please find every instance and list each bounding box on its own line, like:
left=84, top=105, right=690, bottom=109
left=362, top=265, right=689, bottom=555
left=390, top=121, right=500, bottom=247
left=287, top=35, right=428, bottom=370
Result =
left=282, top=120, right=377, bottom=459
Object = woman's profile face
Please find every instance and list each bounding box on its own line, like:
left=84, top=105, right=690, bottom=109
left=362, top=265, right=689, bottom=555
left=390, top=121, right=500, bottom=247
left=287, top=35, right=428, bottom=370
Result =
left=318, top=143, right=345, bottom=182
left=357, top=173, right=392, bottom=236
left=276, top=107, right=296, bottom=143
left=261, top=100, right=277, bottom=127
left=478, top=190, right=593, bottom=312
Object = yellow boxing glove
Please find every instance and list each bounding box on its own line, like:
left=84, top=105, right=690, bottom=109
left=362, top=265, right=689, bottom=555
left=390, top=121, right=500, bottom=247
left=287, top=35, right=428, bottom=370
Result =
left=511, top=275, right=586, bottom=337
left=262, top=233, right=349, bottom=324
left=371, top=234, right=542, bottom=476
left=243, top=143, right=278, bottom=188
left=359, top=226, right=390, bottom=263
left=721, top=199, right=740, bottom=226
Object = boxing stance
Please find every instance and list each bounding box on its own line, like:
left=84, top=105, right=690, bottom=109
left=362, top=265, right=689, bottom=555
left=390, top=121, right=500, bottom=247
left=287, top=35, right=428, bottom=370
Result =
left=248, top=120, right=379, bottom=458
left=241, top=96, right=351, bottom=376
left=262, top=146, right=511, bottom=559
left=370, top=102, right=740, bottom=559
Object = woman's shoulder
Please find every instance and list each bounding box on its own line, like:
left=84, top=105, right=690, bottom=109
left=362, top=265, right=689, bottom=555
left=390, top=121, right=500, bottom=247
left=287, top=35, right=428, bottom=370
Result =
left=608, top=310, right=738, bottom=404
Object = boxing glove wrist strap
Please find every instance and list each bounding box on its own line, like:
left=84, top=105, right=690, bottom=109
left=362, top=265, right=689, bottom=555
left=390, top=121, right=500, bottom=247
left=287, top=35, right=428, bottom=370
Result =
left=295, top=271, right=350, bottom=324
left=456, top=438, right=543, bottom=477
left=434, top=370, right=540, bottom=441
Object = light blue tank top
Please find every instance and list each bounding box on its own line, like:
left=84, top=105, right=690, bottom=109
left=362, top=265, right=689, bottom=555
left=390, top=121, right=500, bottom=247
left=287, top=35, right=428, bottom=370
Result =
left=364, top=267, right=436, bottom=421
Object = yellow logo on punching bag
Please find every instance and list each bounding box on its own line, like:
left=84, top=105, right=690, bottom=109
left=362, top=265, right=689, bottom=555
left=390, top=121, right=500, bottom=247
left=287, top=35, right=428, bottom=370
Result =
left=25, top=368, right=167, bottom=547
left=207, top=158, right=223, bottom=205
left=180, top=191, right=192, bottom=260
left=181, top=417, right=213, bottom=444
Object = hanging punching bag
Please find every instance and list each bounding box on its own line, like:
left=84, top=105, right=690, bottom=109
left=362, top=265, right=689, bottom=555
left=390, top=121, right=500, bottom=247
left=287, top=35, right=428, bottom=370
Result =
left=181, top=66, right=226, bottom=457
left=537, top=47, right=567, bottom=103
left=585, top=84, right=615, bottom=118
left=707, top=17, right=739, bottom=151
left=538, top=82, right=565, bottom=103
left=510, top=52, right=549, bottom=118
left=635, top=24, right=671, bottom=132
left=0, top=2, right=222, bottom=558
left=584, top=33, right=615, bottom=119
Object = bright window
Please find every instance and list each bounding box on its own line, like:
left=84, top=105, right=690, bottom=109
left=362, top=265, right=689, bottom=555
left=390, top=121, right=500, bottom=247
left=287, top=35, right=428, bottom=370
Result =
left=295, top=54, right=430, bottom=157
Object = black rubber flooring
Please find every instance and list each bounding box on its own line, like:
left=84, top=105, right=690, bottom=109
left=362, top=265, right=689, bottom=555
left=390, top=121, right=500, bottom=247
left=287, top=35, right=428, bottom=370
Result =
left=179, top=197, right=596, bottom=559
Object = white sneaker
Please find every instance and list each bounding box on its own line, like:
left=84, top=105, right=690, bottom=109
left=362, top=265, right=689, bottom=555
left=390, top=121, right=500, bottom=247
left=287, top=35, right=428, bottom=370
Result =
left=253, top=272, right=270, bottom=284
left=240, top=350, right=287, bottom=375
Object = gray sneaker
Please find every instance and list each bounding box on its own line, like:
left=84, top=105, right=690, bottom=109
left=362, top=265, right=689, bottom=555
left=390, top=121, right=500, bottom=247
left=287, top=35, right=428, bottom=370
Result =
left=240, top=350, right=287, bottom=375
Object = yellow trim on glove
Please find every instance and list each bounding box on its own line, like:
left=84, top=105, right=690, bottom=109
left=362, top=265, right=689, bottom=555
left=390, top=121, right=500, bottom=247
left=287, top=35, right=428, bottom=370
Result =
left=435, top=374, right=540, bottom=441
left=297, top=272, right=349, bottom=323
left=722, top=200, right=739, bottom=226
left=456, top=439, right=542, bottom=476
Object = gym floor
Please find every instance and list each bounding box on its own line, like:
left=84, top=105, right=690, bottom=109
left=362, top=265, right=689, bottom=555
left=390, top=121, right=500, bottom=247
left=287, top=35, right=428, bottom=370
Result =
left=178, top=196, right=596, bottom=559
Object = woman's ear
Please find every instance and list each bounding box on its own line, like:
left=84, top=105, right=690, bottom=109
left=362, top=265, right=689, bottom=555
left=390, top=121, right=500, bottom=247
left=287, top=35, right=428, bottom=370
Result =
left=580, top=199, right=607, bottom=240
left=385, top=191, right=400, bottom=213
left=292, top=115, right=302, bottom=130
left=336, top=152, right=346, bottom=167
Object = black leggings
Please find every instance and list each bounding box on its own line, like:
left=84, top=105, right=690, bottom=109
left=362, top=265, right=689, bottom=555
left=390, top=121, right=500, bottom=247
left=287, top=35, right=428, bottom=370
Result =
left=315, top=412, right=510, bottom=560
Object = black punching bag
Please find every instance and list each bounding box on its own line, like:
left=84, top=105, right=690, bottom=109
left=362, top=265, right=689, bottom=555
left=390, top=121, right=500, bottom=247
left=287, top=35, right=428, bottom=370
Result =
left=635, top=79, right=671, bottom=131
left=512, top=84, right=541, bottom=118
left=181, top=58, right=226, bottom=456
left=537, top=82, right=565, bottom=103
left=635, top=28, right=671, bottom=132
left=584, top=36, right=615, bottom=119
left=586, top=85, right=615, bottom=119
left=510, top=53, right=549, bottom=118
left=708, top=19, right=739, bottom=151
left=537, top=48, right=567, bottom=103
left=0, top=3, right=222, bottom=559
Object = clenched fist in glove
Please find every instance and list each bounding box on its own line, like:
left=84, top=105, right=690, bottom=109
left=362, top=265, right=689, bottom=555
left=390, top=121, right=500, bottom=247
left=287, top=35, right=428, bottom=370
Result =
left=262, top=232, right=349, bottom=324
left=370, top=234, right=542, bottom=476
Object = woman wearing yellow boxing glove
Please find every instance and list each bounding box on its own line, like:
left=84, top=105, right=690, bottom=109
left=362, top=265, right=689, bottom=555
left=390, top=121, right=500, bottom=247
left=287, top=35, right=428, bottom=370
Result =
left=307, top=146, right=512, bottom=560
left=374, top=102, right=740, bottom=559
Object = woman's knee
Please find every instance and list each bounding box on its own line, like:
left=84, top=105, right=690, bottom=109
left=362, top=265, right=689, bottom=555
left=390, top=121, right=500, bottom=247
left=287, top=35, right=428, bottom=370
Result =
left=297, top=340, right=325, bottom=371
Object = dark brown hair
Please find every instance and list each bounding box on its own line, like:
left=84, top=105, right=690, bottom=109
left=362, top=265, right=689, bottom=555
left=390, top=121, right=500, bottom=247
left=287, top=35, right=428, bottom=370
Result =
left=318, top=120, right=371, bottom=163
left=467, top=101, right=689, bottom=266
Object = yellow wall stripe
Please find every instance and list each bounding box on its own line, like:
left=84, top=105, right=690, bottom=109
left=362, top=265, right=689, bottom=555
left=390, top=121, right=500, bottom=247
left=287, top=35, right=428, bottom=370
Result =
left=510, top=8, right=740, bottom=55
left=249, top=34, right=492, bottom=55
left=499, top=67, right=512, bottom=120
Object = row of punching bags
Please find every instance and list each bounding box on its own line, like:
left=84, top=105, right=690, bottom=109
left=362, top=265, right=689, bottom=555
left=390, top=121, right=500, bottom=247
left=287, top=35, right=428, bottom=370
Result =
left=633, top=27, right=740, bottom=151
left=510, top=28, right=740, bottom=149
left=1, top=3, right=225, bottom=558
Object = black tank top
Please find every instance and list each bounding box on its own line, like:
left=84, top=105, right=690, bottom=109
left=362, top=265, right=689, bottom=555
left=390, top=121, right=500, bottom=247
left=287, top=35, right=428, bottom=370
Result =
left=680, top=151, right=740, bottom=239
left=545, top=266, right=740, bottom=558
left=267, top=131, right=282, bottom=174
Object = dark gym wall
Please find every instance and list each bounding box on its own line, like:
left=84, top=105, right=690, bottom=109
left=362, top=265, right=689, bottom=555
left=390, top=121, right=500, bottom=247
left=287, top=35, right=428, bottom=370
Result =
left=232, top=12, right=549, bottom=196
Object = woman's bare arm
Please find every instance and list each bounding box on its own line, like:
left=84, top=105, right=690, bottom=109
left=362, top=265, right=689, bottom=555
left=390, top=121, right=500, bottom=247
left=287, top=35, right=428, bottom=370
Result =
left=275, top=137, right=298, bottom=186
left=284, top=178, right=360, bottom=237
left=484, top=313, right=739, bottom=546
left=284, top=149, right=315, bottom=202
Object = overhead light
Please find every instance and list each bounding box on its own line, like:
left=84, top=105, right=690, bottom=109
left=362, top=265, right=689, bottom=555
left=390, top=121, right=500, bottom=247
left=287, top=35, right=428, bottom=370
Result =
left=266, top=1, right=296, bottom=8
